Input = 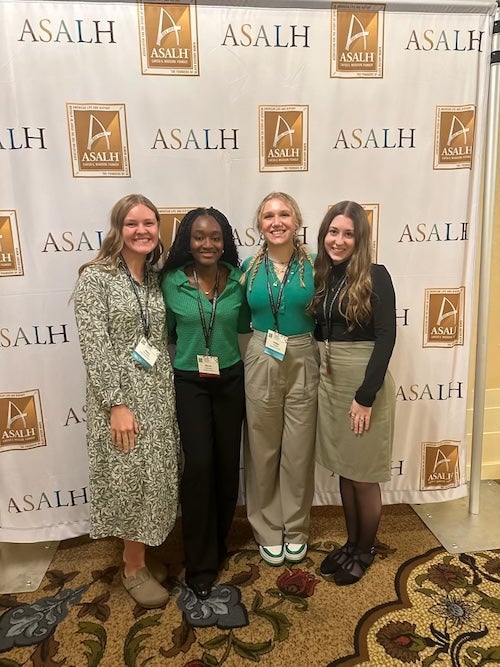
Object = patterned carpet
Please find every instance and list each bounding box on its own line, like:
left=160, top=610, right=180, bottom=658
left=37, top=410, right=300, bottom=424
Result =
left=1, top=505, right=499, bottom=667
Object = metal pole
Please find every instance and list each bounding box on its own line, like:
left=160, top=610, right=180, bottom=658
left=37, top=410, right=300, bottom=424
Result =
left=469, top=1, right=500, bottom=514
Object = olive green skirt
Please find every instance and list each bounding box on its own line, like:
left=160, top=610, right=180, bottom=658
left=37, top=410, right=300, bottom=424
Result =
left=316, top=341, right=395, bottom=483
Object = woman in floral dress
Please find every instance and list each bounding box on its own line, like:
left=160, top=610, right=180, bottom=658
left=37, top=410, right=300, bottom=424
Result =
left=74, top=194, right=180, bottom=608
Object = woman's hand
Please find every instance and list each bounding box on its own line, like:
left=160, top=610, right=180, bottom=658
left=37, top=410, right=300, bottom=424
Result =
left=349, top=399, right=372, bottom=436
left=110, top=405, right=139, bottom=452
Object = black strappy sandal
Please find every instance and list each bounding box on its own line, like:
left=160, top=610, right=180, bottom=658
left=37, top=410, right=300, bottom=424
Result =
left=333, top=547, right=375, bottom=586
left=320, top=541, right=356, bottom=577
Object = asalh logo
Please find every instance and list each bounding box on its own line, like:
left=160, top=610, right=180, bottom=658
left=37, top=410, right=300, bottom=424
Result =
left=138, top=1, right=199, bottom=76
left=0, top=390, right=46, bottom=452
left=328, top=202, right=379, bottom=261
left=66, top=103, right=130, bottom=177
left=0, top=211, right=24, bottom=277
left=331, top=3, right=384, bottom=78
left=420, top=440, right=460, bottom=490
left=423, top=287, right=465, bottom=348
left=434, top=105, right=475, bottom=169
left=158, top=207, right=195, bottom=253
left=259, top=105, right=309, bottom=172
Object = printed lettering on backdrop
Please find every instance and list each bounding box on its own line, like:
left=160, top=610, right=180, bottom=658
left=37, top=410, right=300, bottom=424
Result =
left=0, top=0, right=495, bottom=541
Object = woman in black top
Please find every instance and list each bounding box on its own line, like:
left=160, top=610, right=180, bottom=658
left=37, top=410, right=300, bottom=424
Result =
left=312, top=201, right=396, bottom=585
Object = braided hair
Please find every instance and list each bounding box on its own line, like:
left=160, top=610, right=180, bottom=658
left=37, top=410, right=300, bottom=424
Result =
left=161, top=207, right=240, bottom=274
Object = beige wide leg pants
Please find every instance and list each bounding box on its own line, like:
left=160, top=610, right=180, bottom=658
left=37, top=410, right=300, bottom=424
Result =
left=244, top=331, right=320, bottom=546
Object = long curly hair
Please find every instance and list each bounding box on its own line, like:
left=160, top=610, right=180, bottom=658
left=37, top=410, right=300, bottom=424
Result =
left=78, top=194, right=162, bottom=276
left=161, top=207, right=240, bottom=273
left=310, top=201, right=373, bottom=330
left=242, top=192, right=313, bottom=290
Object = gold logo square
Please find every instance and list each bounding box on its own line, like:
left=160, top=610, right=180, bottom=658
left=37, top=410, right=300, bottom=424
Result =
left=67, top=103, right=131, bottom=177
left=259, top=106, right=309, bottom=172
left=362, top=203, right=379, bottom=262
left=138, top=1, right=199, bottom=76
left=434, top=105, right=475, bottom=170
left=0, top=390, right=46, bottom=452
left=420, top=440, right=460, bottom=490
left=423, top=287, right=465, bottom=348
left=331, top=4, right=385, bottom=78
left=0, top=211, right=24, bottom=277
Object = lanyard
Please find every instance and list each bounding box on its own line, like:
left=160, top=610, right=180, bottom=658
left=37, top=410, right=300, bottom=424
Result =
left=120, top=257, right=150, bottom=339
left=193, top=268, right=219, bottom=354
left=322, top=274, right=347, bottom=377
left=323, top=274, right=347, bottom=340
left=264, top=252, right=295, bottom=332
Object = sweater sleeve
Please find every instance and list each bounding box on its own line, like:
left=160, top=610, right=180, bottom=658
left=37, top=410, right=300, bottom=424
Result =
left=354, top=265, right=396, bottom=407
left=73, top=267, right=124, bottom=410
left=237, top=294, right=252, bottom=334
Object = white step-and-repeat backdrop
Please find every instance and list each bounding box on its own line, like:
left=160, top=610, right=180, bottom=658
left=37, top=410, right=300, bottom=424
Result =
left=0, top=0, right=495, bottom=541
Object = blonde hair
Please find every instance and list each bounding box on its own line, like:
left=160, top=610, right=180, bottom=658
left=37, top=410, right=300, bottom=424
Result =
left=242, top=192, right=313, bottom=290
left=78, top=194, right=162, bottom=276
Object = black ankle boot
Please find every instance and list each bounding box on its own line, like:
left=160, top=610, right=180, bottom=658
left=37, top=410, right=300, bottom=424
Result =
left=333, top=547, right=375, bottom=586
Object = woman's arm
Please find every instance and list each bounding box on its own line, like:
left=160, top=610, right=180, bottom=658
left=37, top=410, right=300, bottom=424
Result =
left=354, top=264, right=396, bottom=408
left=74, top=267, right=140, bottom=451
left=160, top=273, right=178, bottom=344
left=74, top=267, right=125, bottom=410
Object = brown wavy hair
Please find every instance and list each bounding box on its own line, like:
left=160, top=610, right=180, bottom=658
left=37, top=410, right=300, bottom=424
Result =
left=78, top=194, right=163, bottom=276
left=242, top=192, right=313, bottom=290
left=310, top=201, right=372, bottom=330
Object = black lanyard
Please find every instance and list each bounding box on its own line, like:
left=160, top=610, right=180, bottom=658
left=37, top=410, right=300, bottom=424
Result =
left=193, top=268, right=219, bottom=354
left=264, top=253, right=295, bottom=332
left=323, top=274, right=347, bottom=340
left=120, top=257, right=150, bottom=339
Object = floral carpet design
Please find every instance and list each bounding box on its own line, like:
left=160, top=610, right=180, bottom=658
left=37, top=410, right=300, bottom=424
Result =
left=331, top=547, right=500, bottom=666
left=1, top=531, right=499, bottom=667
left=0, top=543, right=324, bottom=667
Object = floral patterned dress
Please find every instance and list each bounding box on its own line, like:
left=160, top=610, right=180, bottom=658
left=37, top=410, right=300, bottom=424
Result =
left=74, top=264, right=180, bottom=546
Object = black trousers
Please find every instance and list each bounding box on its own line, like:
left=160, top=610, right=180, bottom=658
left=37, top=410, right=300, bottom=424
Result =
left=174, top=361, right=245, bottom=585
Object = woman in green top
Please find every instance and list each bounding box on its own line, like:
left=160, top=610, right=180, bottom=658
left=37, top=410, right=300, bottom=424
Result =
left=161, top=207, right=250, bottom=601
left=242, top=192, right=319, bottom=567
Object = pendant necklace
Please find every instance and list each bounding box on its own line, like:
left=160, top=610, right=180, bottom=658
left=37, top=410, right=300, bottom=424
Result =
left=270, top=257, right=291, bottom=287
left=194, top=267, right=219, bottom=297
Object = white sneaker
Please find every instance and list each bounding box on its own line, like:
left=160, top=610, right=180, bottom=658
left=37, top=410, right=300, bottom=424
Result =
left=285, top=543, right=307, bottom=563
left=259, top=544, right=285, bottom=566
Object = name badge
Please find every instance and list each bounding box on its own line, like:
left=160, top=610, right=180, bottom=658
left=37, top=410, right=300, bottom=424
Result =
left=264, top=329, right=288, bottom=361
left=197, top=354, right=220, bottom=377
left=131, top=336, right=160, bottom=369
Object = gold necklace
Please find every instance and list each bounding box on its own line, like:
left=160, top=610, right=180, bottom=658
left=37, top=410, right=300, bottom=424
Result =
left=193, top=267, right=219, bottom=296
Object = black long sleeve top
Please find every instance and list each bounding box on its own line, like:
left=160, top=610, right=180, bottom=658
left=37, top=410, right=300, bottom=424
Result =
left=314, top=260, right=396, bottom=407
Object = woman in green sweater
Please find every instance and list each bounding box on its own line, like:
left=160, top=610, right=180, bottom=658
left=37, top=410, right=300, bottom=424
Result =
left=161, top=207, right=250, bottom=600
left=242, top=192, right=319, bottom=567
